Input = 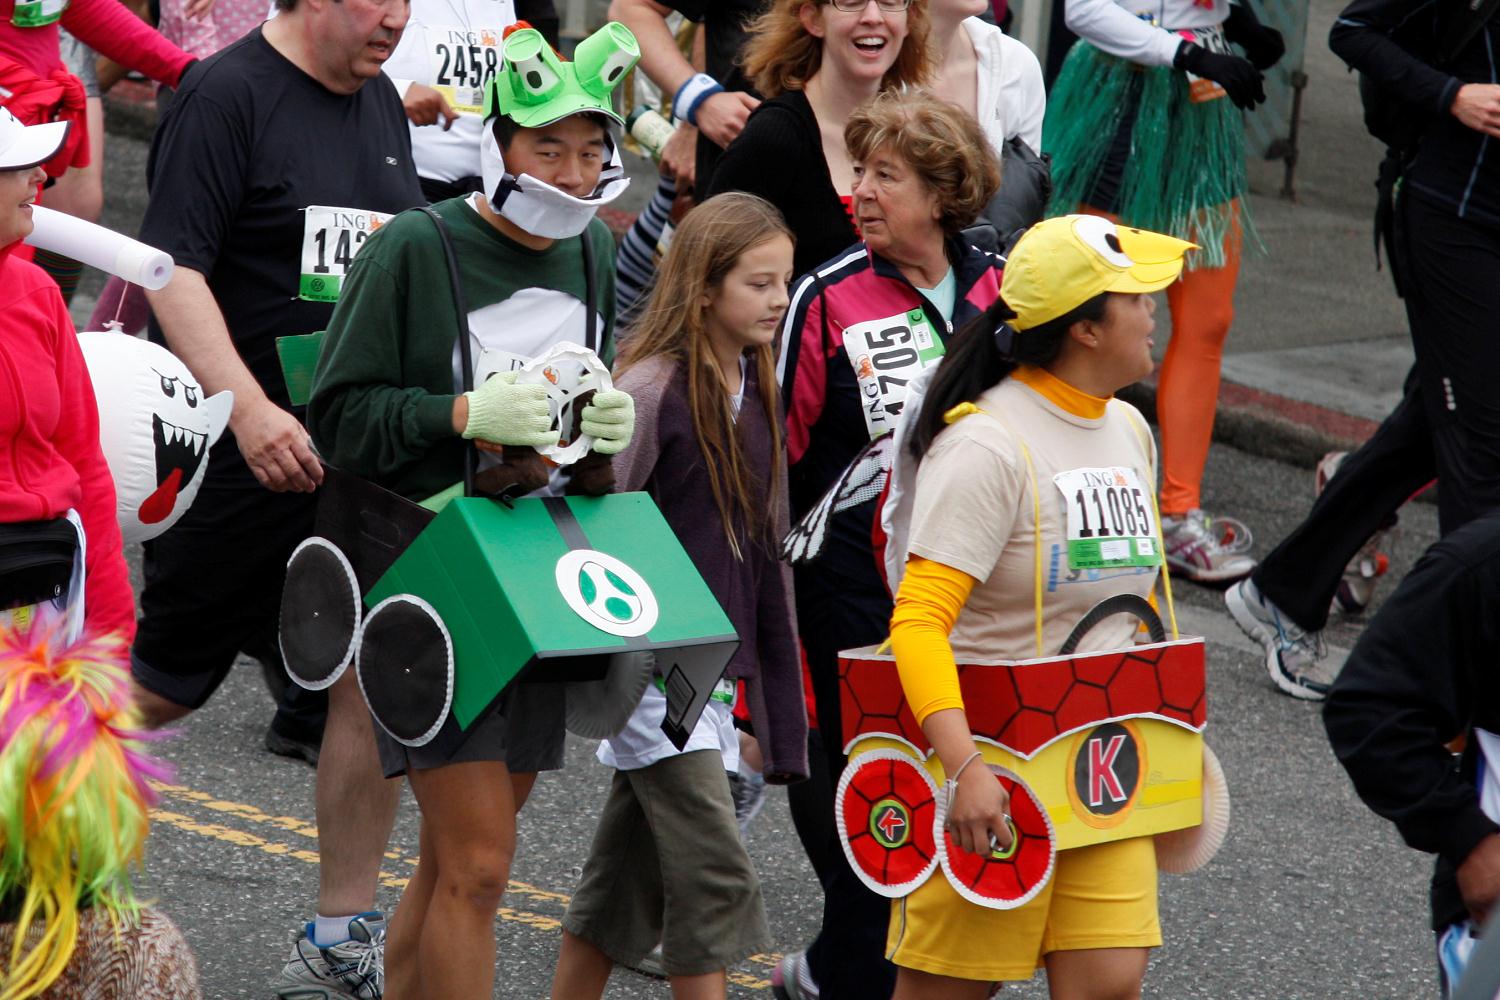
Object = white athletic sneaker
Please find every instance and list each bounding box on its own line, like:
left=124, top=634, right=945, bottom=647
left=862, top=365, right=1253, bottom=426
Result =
left=1161, top=508, right=1256, bottom=583
left=1224, top=578, right=1332, bottom=700
left=1314, top=451, right=1398, bottom=615
left=275, top=913, right=385, bottom=1000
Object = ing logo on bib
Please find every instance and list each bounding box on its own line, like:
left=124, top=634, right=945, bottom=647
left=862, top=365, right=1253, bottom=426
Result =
left=555, top=549, right=660, bottom=637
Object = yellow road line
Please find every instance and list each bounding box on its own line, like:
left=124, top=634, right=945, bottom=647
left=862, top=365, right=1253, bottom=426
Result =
left=151, top=782, right=775, bottom=989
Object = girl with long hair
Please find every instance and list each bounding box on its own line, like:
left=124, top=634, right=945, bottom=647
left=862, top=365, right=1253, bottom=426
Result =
left=548, top=192, right=807, bottom=1000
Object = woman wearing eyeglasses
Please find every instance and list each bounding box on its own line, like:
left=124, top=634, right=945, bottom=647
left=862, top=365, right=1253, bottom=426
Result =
left=707, top=0, right=931, bottom=279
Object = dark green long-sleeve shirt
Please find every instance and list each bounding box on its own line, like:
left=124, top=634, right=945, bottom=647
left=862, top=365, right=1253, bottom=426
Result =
left=307, top=197, right=616, bottom=501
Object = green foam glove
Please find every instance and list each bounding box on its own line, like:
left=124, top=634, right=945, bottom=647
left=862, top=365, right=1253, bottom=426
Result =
left=463, top=371, right=555, bottom=446
left=581, top=388, right=635, bottom=456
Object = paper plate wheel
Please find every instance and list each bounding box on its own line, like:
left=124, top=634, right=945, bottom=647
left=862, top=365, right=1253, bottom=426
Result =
left=565, top=650, right=657, bottom=738
left=835, top=749, right=941, bottom=897
left=936, top=765, right=1055, bottom=910
left=278, top=537, right=361, bottom=691
left=1155, top=742, right=1231, bottom=874
left=355, top=595, right=453, bottom=748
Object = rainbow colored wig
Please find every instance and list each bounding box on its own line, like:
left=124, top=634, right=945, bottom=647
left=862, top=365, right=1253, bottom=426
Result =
left=0, top=628, right=171, bottom=1000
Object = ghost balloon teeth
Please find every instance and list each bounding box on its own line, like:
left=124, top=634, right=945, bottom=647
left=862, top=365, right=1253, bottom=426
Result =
left=78, top=331, right=232, bottom=543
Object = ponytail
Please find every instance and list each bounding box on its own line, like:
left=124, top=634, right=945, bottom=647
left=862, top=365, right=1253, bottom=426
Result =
left=910, top=293, right=1111, bottom=460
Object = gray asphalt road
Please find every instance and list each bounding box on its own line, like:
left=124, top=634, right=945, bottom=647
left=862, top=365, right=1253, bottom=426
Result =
left=128, top=439, right=1443, bottom=1000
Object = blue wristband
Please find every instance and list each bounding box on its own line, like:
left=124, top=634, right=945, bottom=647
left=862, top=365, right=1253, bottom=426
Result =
left=673, top=72, right=724, bottom=127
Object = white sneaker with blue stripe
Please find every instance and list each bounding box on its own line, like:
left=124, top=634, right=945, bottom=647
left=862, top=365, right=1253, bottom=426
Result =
left=1225, top=578, right=1331, bottom=700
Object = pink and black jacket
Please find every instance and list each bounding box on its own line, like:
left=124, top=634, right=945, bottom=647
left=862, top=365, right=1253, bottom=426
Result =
left=778, top=239, right=1005, bottom=535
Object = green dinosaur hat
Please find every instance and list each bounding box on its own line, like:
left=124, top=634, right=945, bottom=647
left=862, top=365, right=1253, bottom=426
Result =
left=483, top=21, right=640, bottom=129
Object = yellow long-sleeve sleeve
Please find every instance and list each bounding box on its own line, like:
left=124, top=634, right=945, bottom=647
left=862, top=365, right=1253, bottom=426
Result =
left=890, top=556, right=979, bottom=727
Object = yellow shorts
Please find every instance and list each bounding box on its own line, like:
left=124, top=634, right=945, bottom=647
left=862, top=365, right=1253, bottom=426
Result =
left=886, top=836, right=1162, bottom=982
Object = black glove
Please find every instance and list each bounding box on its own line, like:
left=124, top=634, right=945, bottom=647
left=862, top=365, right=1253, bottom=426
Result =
left=1222, top=3, right=1286, bottom=69
left=1174, top=40, right=1267, bottom=109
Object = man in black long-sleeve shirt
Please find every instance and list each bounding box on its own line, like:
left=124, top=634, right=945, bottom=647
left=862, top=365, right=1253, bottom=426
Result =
left=1325, top=513, right=1500, bottom=992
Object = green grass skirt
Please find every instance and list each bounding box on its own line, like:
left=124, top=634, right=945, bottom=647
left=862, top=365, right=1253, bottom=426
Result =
left=1042, top=41, right=1256, bottom=269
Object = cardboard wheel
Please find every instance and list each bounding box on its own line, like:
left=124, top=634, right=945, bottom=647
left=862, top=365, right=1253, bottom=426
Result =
left=278, top=537, right=361, bottom=690
left=355, top=595, right=453, bottom=747
left=835, top=750, right=941, bottom=897
left=936, top=766, right=1055, bottom=910
left=565, top=650, right=656, bottom=738
left=1155, top=742, right=1230, bottom=874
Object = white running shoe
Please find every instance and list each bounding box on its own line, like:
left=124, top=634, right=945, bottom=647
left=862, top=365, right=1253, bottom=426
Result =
left=1314, top=451, right=1398, bottom=615
left=275, top=913, right=385, bottom=999
left=1225, top=578, right=1332, bottom=700
left=1161, top=508, right=1256, bottom=583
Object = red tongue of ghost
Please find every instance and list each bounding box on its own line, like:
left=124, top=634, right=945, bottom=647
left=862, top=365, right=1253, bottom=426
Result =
left=139, top=468, right=183, bottom=525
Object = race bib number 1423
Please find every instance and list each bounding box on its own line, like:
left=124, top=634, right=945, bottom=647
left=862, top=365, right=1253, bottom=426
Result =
left=1052, top=466, right=1159, bottom=570
left=299, top=206, right=392, bottom=303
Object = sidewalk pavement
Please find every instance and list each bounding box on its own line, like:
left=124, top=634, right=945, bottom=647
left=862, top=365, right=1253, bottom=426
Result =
left=101, top=0, right=1406, bottom=471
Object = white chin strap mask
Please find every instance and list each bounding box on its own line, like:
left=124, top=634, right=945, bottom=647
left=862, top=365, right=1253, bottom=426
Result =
left=481, top=124, right=630, bottom=240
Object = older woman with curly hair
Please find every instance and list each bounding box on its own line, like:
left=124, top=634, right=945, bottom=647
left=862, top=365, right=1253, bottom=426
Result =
left=707, top=0, right=931, bottom=279
left=771, top=89, right=1003, bottom=1000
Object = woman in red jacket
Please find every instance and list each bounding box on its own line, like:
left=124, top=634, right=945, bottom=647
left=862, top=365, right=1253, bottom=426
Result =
left=0, top=106, right=133, bottom=644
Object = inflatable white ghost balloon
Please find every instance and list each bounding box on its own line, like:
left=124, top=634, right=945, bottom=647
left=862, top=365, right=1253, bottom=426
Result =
left=77, top=331, right=233, bottom=543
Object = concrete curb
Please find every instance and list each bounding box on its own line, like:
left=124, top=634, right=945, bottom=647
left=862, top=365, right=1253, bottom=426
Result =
left=1120, top=375, right=1380, bottom=471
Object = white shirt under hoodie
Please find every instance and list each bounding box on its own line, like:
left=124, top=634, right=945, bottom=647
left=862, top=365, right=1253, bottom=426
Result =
left=382, top=0, right=516, bottom=184
left=965, top=17, right=1047, bottom=155
left=1063, top=0, right=1228, bottom=68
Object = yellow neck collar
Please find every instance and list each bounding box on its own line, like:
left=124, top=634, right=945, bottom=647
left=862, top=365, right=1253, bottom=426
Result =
left=1012, top=365, right=1108, bottom=419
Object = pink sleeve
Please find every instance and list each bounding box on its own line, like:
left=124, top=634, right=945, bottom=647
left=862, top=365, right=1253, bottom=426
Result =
left=783, top=292, right=827, bottom=468
left=63, top=0, right=193, bottom=87
left=50, top=303, right=136, bottom=643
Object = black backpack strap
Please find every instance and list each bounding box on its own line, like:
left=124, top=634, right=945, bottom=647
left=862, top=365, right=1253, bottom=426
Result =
left=417, top=205, right=478, bottom=498
left=581, top=225, right=599, bottom=355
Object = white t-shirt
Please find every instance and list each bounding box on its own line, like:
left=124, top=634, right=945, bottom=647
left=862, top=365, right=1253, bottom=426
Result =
left=598, top=681, right=740, bottom=772
left=382, top=0, right=516, bottom=183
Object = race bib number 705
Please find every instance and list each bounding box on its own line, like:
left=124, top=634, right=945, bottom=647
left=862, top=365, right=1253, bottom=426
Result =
left=1052, top=466, right=1158, bottom=570
left=841, top=307, right=945, bottom=440
left=299, top=206, right=392, bottom=303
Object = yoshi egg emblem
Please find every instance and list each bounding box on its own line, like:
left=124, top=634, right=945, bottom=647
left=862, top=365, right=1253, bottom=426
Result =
left=555, top=549, right=660, bottom=638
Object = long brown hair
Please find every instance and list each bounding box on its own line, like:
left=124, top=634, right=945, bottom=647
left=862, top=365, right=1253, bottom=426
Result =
left=741, top=0, right=932, bottom=99
left=618, top=193, right=793, bottom=560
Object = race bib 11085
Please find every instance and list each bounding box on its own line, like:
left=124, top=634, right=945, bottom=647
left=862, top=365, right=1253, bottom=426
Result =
left=841, top=307, right=945, bottom=439
left=425, top=25, right=501, bottom=114
left=1052, top=466, right=1159, bottom=570
left=299, top=206, right=392, bottom=303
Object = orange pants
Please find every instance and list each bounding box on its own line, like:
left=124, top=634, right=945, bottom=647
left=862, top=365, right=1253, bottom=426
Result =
left=1081, top=205, right=1241, bottom=516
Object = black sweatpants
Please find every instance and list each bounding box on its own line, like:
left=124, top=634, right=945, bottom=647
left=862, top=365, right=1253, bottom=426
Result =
left=794, top=557, right=898, bottom=1000
left=1252, top=368, right=1435, bottom=632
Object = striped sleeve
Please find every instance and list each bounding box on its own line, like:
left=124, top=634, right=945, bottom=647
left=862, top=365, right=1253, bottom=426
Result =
left=778, top=271, right=828, bottom=467
left=615, top=176, right=679, bottom=323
